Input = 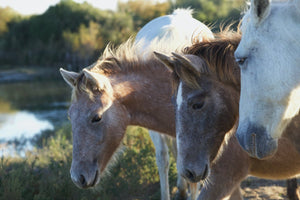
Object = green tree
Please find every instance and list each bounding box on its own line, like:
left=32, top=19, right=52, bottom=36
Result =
left=118, top=0, right=170, bottom=30
left=0, top=0, right=135, bottom=67
left=63, top=21, right=103, bottom=63
left=0, top=7, right=20, bottom=36
left=172, top=0, right=244, bottom=26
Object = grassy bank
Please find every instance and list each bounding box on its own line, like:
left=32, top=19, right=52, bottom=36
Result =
left=0, top=125, right=178, bottom=200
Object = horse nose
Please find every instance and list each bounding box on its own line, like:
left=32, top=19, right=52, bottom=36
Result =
left=71, top=173, right=89, bottom=189
left=70, top=169, right=99, bottom=189
left=236, top=122, right=278, bottom=159
left=183, top=164, right=208, bottom=183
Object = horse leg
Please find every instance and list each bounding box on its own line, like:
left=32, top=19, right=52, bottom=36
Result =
left=169, top=137, right=189, bottom=200
left=228, top=187, right=243, bottom=200
left=149, top=130, right=170, bottom=200
left=287, top=178, right=300, bottom=200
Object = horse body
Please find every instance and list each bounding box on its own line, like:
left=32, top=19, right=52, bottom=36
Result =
left=136, top=8, right=213, bottom=55
left=234, top=0, right=300, bottom=159
left=155, top=32, right=300, bottom=199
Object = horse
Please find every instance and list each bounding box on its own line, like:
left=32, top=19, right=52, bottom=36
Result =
left=60, top=9, right=213, bottom=200
left=234, top=0, right=300, bottom=159
left=155, top=30, right=300, bottom=200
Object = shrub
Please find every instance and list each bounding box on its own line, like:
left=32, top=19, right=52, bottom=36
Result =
left=0, top=125, right=178, bottom=200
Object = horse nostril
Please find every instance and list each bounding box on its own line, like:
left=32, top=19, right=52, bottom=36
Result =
left=201, top=165, right=208, bottom=180
left=184, top=166, right=208, bottom=183
left=79, top=174, right=87, bottom=187
left=185, top=169, right=196, bottom=182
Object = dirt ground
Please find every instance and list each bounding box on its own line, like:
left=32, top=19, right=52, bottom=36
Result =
left=169, top=177, right=299, bottom=200
left=241, top=177, right=298, bottom=200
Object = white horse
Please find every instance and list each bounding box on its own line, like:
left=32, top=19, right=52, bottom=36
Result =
left=234, top=0, right=300, bottom=159
left=136, top=9, right=213, bottom=200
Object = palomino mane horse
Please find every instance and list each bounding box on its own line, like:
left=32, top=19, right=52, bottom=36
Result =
left=61, top=9, right=213, bottom=200
left=235, top=0, right=300, bottom=159
left=155, top=30, right=300, bottom=200
left=61, top=39, right=175, bottom=189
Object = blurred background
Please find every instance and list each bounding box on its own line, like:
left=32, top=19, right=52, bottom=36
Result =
left=0, top=0, right=244, bottom=199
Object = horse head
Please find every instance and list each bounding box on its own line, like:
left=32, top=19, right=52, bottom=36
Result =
left=235, top=0, right=300, bottom=159
left=60, top=67, right=130, bottom=188
left=155, top=33, right=240, bottom=183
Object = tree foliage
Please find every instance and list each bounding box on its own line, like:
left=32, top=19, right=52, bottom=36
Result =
left=0, top=7, right=20, bottom=36
left=0, top=0, right=134, bottom=67
left=118, top=0, right=170, bottom=30
left=172, top=0, right=245, bottom=26
left=0, top=0, right=244, bottom=68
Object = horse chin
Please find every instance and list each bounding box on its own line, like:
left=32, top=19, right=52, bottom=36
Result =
left=236, top=121, right=278, bottom=159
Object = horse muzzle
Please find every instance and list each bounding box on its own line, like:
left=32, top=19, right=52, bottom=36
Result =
left=181, top=164, right=209, bottom=183
left=236, top=122, right=278, bottom=159
left=70, top=161, right=100, bottom=189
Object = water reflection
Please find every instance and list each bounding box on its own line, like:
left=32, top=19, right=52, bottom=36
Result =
left=0, top=111, right=54, bottom=140
left=0, top=70, right=71, bottom=155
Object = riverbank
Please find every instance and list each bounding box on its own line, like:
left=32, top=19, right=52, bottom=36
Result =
left=0, top=66, right=63, bottom=83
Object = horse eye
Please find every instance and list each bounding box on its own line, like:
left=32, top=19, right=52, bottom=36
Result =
left=91, top=114, right=102, bottom=123
left=236, top=57, right=247, bottom=66
left=192, top=102, right=204, bottom=110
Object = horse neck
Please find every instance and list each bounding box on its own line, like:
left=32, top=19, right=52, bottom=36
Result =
left=111, top=59, right=175, bottom=137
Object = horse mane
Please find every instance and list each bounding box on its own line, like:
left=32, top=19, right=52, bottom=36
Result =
left=174, top=29, right=241, bottom=92
left=88, top=38, right=144, bottom=75
left=71, top=38, right=168, bottom=101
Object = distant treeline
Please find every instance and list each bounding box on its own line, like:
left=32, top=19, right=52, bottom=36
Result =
left=0, top=0, right=244, bottom=68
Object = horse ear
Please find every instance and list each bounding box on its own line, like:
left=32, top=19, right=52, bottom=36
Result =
left=60, top=68, right=79, bottom=88
left=82, top=69, right=110, bottom=92
left=171, top=53, right=202, bottom=88
left=251, top=0, right=271, bottom=21
left=82, top=69, right=103, bottom=88
left=171, top=52, right=202, bottom=75
left=154, top=51, right=176, bottom=72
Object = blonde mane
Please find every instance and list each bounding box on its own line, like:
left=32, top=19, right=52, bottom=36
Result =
left=89, top=38, right=145, bottom=75
left=71, top=38, right=167, bottom=101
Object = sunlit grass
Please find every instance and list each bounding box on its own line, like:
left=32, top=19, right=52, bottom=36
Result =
left=0, top=99, right=15, bottom=113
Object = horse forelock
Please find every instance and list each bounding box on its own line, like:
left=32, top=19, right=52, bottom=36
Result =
left=183, top=30, right=241, bottom=89
left=171, top=71, right=180, bottom=96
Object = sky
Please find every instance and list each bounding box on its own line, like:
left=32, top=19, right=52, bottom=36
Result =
left=0, top=0, right=122, bottom=15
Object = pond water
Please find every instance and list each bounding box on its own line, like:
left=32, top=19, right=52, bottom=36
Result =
left=0, top=69, right=71, bottom=155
